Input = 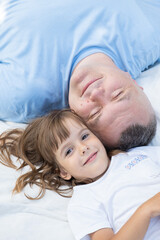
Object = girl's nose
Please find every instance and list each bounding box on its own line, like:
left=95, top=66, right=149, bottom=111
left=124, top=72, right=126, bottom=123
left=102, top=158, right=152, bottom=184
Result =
left=79, top=144, right=89, bottom=155
left=90, top=87, right=104, bottom=103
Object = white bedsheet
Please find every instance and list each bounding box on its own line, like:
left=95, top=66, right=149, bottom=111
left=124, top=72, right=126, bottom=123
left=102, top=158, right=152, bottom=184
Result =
left=136, top=62, right=160, bottom=146
left=0, top=62, right=160, bottom=240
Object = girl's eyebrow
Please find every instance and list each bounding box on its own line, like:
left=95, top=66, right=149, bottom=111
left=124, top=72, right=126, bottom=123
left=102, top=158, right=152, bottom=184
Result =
left=60, top=127, right=88, bottom=156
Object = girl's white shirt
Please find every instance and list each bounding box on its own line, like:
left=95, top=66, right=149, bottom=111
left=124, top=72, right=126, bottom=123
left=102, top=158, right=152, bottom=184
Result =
left=68, top=146, right=160, bottom=240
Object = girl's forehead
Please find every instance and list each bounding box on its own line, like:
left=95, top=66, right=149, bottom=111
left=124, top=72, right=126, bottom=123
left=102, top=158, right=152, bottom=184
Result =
left=54, top=117, right=85, bottom=146
left=56, top=118, right=85, bottom=150
left=64, top=117, right=85, bottom=129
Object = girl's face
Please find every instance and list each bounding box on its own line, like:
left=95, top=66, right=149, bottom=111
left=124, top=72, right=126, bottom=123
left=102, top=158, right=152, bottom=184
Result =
left=55, top=119, right=110, bottom=181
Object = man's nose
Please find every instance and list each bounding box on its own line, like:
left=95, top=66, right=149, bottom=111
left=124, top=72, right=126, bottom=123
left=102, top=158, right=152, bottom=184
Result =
left=89, top=87, right=104, bottom=103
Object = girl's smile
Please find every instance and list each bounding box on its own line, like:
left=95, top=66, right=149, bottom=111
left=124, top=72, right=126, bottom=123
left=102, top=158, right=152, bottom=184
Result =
left=83, top=151, right=98, bottom=165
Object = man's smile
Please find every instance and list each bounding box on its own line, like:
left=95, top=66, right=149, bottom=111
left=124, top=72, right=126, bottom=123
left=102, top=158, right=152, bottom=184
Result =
left=81, top=77, right=102, bottom=96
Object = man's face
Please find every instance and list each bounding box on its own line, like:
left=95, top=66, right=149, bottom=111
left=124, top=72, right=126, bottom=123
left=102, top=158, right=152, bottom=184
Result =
left=69, top=53, right=154, bottom=148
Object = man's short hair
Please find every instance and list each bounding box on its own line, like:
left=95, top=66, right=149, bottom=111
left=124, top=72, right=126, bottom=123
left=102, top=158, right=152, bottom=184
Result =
left=116, top=115, right=157, bottom=151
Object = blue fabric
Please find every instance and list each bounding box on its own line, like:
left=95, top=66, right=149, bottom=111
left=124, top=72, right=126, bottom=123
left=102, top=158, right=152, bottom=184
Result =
left=0, top=0, right=160, bottom=122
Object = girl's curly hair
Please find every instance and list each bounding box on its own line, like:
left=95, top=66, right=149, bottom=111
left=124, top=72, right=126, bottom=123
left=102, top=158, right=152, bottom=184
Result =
left=0, top=109, right=93, bottom=199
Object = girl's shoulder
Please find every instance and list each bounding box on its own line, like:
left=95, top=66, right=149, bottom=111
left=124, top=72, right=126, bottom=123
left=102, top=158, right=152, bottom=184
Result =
left=127, top=146, right=160, bottom=156
left=126, top=146, right=160, bottom=164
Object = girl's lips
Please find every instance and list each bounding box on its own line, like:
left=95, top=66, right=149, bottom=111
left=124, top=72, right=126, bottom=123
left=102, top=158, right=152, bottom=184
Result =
left=81, top=78, right=101, bottom=96
left=83, top=152, right=97, bottom=165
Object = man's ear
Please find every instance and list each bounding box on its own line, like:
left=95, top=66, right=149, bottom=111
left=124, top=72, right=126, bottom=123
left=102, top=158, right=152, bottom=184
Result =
left=133, top=79, right=144, bottom=90
left=59, top=168, right=72, bottom=180
left=125, top=72, right=132, bottom=79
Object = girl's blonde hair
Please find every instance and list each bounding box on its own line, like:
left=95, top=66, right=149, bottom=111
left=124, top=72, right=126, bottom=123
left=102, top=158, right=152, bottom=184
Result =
left=0, top=109, right=91, bottom=199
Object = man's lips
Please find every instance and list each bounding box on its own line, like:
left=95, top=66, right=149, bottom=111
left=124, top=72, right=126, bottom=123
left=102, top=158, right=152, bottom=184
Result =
left=81, top=78, right=101, bottom=96
left=83, top=152, right=97, bottom=165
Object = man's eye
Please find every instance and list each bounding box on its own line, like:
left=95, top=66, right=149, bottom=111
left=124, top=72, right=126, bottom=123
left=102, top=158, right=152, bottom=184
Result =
left=88, top=108, right=101, bottom=122
left=88, top=111, right=101, bottom=125
left=89, top=112, right=97, bottom=120
left=65, top=148, right=72, bottom=156
left=82, top=133, right=89, bottom=140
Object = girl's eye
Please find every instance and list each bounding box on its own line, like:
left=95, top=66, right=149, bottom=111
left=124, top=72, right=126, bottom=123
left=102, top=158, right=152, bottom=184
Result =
left=65, top=148, right=72, bottom=156
left=82, top=133, right=89, bottom=140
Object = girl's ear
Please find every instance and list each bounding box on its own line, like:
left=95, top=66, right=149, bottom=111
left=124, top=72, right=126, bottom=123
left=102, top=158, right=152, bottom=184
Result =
left=59, top=168, right=72, bottom=180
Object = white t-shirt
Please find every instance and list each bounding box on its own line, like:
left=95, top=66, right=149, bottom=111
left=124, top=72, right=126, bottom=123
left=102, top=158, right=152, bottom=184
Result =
left=68, top=146, right=160, bottom=240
